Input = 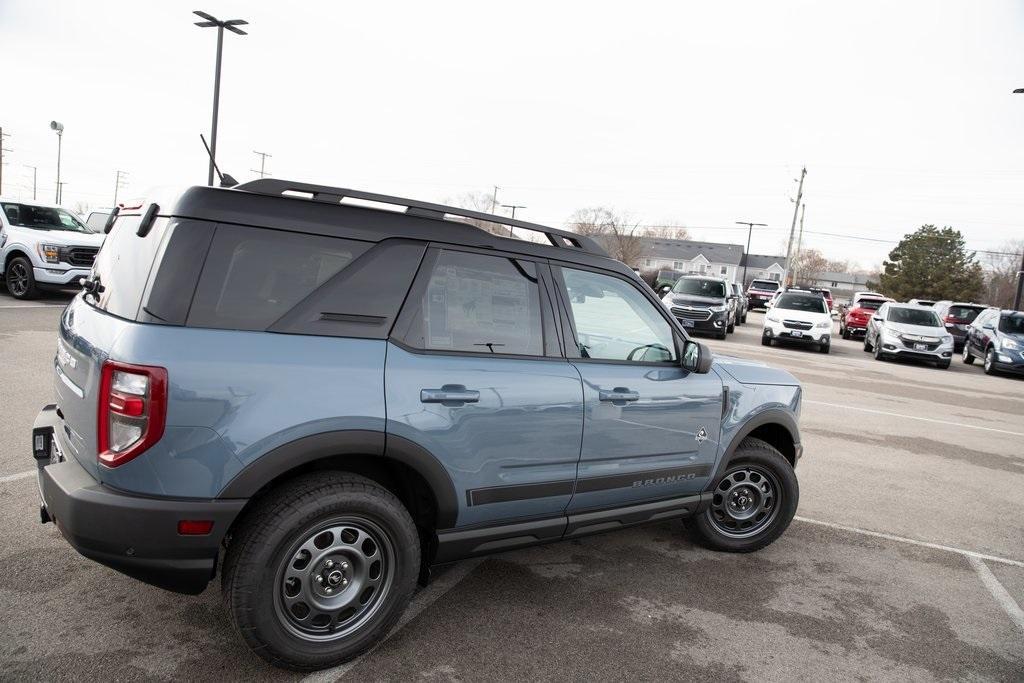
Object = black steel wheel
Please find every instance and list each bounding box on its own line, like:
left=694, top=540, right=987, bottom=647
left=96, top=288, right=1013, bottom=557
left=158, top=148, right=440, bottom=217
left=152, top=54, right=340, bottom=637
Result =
left=5, top=256, right=38, bottom=299
left=223, top=472, right=419, bottom=671
left=684, top=437, right=798, bottom=552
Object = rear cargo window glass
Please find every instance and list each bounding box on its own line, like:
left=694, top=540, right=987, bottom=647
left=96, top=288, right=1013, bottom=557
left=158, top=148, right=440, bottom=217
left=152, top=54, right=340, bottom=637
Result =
left=751, top=280, right=779, bottom=291
left=87, top=214, right=170, bottom=320
left=947, top=305, right=984, bottom=322
left=402, top=250, right=543, bottom=356
left=188, top=226, right=368, bottom=331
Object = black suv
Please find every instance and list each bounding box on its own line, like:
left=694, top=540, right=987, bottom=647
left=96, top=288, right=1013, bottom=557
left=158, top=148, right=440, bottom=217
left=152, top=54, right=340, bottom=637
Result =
left=933, top=301, right=988, bottom=352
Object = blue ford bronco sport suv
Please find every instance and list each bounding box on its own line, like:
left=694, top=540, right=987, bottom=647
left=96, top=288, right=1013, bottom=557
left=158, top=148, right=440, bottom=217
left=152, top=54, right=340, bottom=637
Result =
left=32, top=180, right=803, bottom=671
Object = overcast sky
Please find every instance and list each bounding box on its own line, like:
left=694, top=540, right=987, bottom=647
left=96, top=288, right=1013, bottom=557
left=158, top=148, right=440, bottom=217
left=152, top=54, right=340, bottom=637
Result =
left=3, top=0, right=1023, bottom=269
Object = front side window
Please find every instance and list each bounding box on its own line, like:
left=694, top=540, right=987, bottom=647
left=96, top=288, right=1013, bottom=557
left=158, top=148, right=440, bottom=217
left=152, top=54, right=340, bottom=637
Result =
left=403, top=250, right=543, bottom=356
left=1, top=202, right=91, bottom=233
left=561, top=268, right=676, bottom=363
left=887, top=307, right=941, bottom=327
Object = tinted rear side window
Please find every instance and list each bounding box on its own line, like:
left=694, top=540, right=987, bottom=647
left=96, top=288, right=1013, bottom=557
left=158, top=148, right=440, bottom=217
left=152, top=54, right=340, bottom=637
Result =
left=947, top=305, right=985, bottom=322
left=88, top=215, right=171, bottom=320
left=399, top=250, right=544, bottom=356
left=187, top=225, right=368, bottom=331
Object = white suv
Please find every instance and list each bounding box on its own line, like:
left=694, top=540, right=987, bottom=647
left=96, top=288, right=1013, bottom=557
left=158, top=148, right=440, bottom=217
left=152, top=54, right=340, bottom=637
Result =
left=1, top=198, right=105, bottom=299
left=762, top=290, right=833, bottom=353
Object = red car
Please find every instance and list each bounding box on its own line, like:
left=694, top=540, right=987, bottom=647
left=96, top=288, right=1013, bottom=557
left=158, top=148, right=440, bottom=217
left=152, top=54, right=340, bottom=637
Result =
left=840, top=296, right=889, bottom=339
left=746, top=278, right=781, bottom=310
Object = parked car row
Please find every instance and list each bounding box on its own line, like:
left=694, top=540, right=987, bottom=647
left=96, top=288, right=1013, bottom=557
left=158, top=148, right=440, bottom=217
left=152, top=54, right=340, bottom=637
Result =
left=659, top=275, right=746, bottom=339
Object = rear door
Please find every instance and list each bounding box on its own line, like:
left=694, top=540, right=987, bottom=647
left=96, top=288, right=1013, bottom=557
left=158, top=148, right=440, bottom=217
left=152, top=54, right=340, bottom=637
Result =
left=385, top=247, right=584, bottom=528
left=551, top=265, right=724, bottom=512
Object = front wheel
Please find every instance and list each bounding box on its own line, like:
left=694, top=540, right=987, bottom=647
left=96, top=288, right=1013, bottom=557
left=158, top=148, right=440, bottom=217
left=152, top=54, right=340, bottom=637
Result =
left=4, top=256, right=39, bottom=299
left=962, top=344, right=975, bottom=365
left=873, top=341, right=886, bottom=361
left=819, top=340, right=830, bottom=354
left=863, top=335, right=873, bottom=352
left=684, top=438, right=798, bottom=552
left=222, top=473, right=420, bottom=671
left=984, top=348, right=998, bottom=376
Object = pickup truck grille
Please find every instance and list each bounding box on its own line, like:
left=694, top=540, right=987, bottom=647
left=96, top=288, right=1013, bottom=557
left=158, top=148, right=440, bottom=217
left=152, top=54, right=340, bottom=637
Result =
left=671, top=307, right=712, bottom=321
left=62, top=247, right=99, bottom=267
left=782, top=320, right=813, bottom=331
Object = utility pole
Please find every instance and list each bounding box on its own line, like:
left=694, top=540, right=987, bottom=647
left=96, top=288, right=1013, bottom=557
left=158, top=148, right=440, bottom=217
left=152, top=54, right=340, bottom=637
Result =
left=491, top=185, right=500, bottom=213
left=791, top=203, right=806, bottom=285
left=736, top=220, right=767, bottom=286
left=24, top=165, right=37, bottom=200
left=114, top=170, right=128, bottom=207
left=50, top=121, right=64, bottom=203
left=781, top=166, right=806, bottom=287
left=0, top=127, right=11, bottom=195
left=194, top=11, right=249, bottom=186
left=57, top=182, right=68, bottom=204
left=501, top=203, right=525, bottom=238
left=251, top=150, right=272, bottom=178
left=1013, top=250, right=1024, bottom=311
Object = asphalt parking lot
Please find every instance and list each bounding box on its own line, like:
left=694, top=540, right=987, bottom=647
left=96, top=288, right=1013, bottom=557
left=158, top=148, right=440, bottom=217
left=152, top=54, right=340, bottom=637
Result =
left=1, top=295, right=1022, bottom=681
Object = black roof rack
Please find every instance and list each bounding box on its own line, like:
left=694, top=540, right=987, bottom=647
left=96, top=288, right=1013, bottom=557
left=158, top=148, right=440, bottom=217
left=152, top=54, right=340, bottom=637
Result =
left=234, top=178, right=606, bottom=257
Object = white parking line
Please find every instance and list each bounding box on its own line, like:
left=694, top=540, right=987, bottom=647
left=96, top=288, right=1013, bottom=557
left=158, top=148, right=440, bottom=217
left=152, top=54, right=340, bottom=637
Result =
left=0, top=304, right=65, bottom=309
left=804, top=400, right=1024, bottom=437
left=968, top=556, right=1024, bottom=634
left=795, top=516, right=1024, bottom=567
left=0, top=469, right=35, bottom=484
left=301, top=557, right=484, bottom=683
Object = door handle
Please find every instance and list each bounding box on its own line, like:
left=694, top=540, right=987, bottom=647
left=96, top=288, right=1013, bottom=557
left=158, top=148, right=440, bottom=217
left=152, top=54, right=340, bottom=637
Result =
left=420, top=385, right=480, bottom=405
left=599, top=387, right=640, bottom=403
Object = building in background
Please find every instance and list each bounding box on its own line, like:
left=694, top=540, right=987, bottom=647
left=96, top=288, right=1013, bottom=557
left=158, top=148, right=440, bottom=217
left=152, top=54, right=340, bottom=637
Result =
left=738, top=254, right=787, bottom=286
left=637, top=238, right=745, bottom=282
left=804, top=270, right=873, bottom=303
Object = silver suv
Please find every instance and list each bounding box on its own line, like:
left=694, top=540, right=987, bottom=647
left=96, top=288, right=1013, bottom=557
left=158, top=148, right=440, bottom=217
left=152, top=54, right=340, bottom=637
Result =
left=863, top=302, right=955, bottom=369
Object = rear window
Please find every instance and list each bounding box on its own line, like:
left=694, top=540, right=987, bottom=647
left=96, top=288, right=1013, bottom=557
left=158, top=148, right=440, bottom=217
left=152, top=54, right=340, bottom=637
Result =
left=856, top=299, right=885, bottom=311
left=88, top=214, right=171, bottom=320
left=776, top=294, right=827, bottom=313
left=187, top=225, right=368, bottom=331
left=750, top=280, right=779, bottom=291
left=947, top=305, right=985, bottom=322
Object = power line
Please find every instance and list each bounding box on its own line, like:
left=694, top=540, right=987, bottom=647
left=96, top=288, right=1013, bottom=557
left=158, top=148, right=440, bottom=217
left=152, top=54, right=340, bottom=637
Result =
left=251, top=150, right=272, bottom=178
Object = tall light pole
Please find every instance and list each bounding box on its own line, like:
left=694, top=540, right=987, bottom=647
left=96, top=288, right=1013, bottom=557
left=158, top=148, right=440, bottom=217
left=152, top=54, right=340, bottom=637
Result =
left=194, top=11, right=248, bottom=186
left=736, top=220, right=766, bottom=286
left=50, top=121, right=63, bottom=203
left=24, top=165, right=37, bottom=200
left=1013, top=89, right=1024, bottom=310
left=782, top=167, right=807, bottom=287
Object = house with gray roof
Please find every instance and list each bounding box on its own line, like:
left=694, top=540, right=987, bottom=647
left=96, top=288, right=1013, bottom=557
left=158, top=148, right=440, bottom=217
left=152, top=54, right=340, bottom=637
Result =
left=739, top=254, right=787, bottom=286
left=637, top=238, right=746, bottom=283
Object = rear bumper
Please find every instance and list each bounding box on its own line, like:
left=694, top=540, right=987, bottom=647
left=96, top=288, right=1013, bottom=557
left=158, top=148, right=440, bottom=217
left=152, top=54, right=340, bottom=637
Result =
left=33, top=406, right=247, bottom=594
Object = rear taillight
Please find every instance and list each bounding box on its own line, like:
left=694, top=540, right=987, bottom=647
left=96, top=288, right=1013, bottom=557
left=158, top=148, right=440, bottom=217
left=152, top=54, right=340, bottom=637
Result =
left=98, top=360, right=167, bottom=468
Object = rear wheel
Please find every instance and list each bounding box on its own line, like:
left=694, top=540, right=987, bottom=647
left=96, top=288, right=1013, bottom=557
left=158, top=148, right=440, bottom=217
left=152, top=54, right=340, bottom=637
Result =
left=962, top=344, right=975, bottom=365
left=684, top=438, right=798, bottom=553
left=727, top=320, right=735, bottom=334
left=222, top=473, right=420, bottom=671
left=841, top=326, right=850, bottom=340
left=4, top=256, right=38, bottom=299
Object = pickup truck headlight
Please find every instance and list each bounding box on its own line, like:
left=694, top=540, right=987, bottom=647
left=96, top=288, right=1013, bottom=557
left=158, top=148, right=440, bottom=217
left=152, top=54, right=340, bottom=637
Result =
left=815, top=320, right=832, bottom=329
left=37, top=243, right=61, bottom=264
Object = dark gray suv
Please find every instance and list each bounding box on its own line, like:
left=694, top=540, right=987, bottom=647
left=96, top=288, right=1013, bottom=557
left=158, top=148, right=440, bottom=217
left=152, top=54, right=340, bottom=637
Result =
left=32, top=180, right=803, bottom=670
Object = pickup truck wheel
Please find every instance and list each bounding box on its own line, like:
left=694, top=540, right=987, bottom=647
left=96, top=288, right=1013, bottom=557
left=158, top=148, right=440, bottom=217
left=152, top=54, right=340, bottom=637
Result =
left=684, top=438, right=798, bottom=553
left=222, top=472, right=420, bottom=671
left=4, top=256, right=39, bottom=299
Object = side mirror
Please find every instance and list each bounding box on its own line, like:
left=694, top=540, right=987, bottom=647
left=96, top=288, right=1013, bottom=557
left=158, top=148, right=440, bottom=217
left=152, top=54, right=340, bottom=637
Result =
left=657, top=285, right=671, bottom=296
left=872, top=315, right=882, bottom=321
left=682, top=340, right=714, bottom=374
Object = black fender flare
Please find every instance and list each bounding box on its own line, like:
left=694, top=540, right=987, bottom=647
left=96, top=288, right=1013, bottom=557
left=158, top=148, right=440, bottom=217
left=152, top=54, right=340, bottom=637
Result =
left=218, top=430, right=459, bottom=528
left=706, top=409, right=800, bottom=490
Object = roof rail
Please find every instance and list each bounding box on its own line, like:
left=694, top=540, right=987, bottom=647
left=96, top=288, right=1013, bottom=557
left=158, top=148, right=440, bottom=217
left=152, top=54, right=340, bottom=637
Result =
left=234, top=178, right=606, bottom=257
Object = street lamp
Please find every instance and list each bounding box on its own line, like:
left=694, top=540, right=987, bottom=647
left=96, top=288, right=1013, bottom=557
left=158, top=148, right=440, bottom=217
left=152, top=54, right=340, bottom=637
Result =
left=736, top=220, right=766, bottom=287
left=1014, top=89, right=1024, bottom=309
left=50, top=121, right=63, bottom=203
left=194, top=10, right=248, bottom=186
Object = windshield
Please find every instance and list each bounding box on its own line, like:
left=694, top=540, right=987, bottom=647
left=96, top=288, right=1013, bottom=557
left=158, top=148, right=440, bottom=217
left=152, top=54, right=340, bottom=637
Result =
left=887, top=307, right=941, bottom=326
left=856, top=299, right=885, bottom=311
left=947, top=305, right=984, bottom=322
left=750, top=280, right=779, bottom=291
left=776, top=293, right=827, bottom=313
left=999, top=313, right=1024, bottom=334
left=672, top=278, right=726, bottom=298
left=2, top=203, right=91, bottom=233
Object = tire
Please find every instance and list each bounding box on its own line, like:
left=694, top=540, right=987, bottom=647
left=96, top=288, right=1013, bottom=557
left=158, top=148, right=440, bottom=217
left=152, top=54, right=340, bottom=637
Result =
left=761, top=334, right=771, bottom=347
left=222, top=472, right=420, bottom=671
left=936, top=360, right=950, bottom=369
left=4, top=256, right=39, bottom=299
left=841, top=327, right=850, bottom=340
left=863, top=333, right=874, bottom=352
left=727, top=321, right=735, bottom=334
left=983, top=348, right=998, bottom=376
left=962, top=344, right=975, bottom=365
left=684, top=437, right=798, bottom=553
left=741, top=313, right=747, bottom=324
left=873, top=341, right=886, bottom=361
left=819, top=341, right=830, bottom=354
left=716, top=329, right=727, bottom=340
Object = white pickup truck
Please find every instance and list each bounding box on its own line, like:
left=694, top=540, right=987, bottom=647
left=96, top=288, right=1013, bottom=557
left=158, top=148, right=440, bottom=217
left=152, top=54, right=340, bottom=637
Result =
left=1, top=198, right=105, bottom=299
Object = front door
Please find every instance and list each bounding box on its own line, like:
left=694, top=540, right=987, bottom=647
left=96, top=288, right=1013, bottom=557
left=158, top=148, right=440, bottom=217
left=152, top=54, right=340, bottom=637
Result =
left=551, top=266, right=724, bottom=512
left=386, top=247, right=584, bottom=528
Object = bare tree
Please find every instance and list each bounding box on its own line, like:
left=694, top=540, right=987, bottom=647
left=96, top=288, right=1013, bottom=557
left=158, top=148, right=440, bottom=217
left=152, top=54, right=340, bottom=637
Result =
left=566, top=207, right=645, bottom=265
left=642, top=224, right=691, bottom=241
left=444, top=191, right=514, bottom=238
left=73, top=200, right=92, bottom=217
left=982, top=239, right=1024, bottom=307
left=790, top=248, right=830, bottom=287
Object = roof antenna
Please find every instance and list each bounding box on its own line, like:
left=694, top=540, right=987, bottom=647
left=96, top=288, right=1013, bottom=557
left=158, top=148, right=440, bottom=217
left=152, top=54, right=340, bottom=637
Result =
left=200, top=134, right=238, bottom=187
